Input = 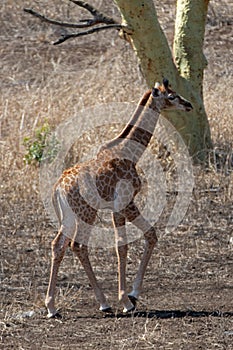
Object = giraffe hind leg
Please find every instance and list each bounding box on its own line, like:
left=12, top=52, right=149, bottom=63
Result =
left=45, top=228, right=70, bottom=318
left=70, top=220, right=111, bottom=312
left=45, top=186, right=77, bottom=317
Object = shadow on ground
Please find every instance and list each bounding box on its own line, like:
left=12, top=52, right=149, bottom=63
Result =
left=65, top=309, right=233, bottom=320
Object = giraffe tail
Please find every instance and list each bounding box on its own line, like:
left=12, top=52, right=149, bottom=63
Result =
left=52, top=185, right=77, bottom=237
left=52, top=186, right=62, bottom=226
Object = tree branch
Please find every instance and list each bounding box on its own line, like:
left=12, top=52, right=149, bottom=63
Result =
left=70, top=0, right=117, bottom=25
left=24, top=7, right=97, bottom=28
left=53, top=24, right=123, bottom=45
left=24, top=1, right=122, bottom=45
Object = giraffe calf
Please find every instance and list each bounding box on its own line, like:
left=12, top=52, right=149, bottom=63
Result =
left=45, top=79, right=193, bottom=317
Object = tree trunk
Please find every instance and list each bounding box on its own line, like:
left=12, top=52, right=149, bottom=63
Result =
left=114, top=0, right=212, bottom=162
left=174, top=0, right=209, bottom=97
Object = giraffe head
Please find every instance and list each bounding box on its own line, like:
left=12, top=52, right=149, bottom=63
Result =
left=151, top=78, right=193, bottom=112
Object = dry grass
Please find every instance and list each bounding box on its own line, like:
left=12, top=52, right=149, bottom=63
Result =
left=0, top=0, right=233, bottom=349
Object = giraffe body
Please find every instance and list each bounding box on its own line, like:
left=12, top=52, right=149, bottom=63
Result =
left=45, top=80, right=193, bottom=317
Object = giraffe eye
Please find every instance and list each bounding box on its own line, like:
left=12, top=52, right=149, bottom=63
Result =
left=168, top=94, right=176, bottom=101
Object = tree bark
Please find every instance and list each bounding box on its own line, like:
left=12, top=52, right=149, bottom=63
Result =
left=174, top=0, right=209, bottom=97
left=114, top=0, right=212, bottom=162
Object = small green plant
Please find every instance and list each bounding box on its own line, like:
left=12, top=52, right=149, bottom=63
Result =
left=23, top=122, right=59, bottom=165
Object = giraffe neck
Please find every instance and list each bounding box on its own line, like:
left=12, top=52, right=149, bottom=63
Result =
left=119, top=94, right=161, bottom=163
left=99, top=90, right=151, bottom=152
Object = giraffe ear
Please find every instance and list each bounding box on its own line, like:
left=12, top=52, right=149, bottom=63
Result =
left=152, top=87, right=160, bottom=97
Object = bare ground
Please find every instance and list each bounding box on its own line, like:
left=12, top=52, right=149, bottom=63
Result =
left=0, top=1, right=233, bottom=349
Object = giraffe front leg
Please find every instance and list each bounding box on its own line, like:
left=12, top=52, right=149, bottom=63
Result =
left=125, top=202, right=158, bottom=302
left=129, top=228, right=157, bottom=301
left=45, top=229, right=70, bottom=318
left=112, top=212, right=135, bottom=313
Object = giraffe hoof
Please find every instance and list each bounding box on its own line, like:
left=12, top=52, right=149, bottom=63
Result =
left=122, top=295, right=138, bottom=313
left=128, top=295, right=138, bottom=307
left=123, top=304, right=135, bottom=313
left=100, top=306, right=113, bottom=313
left=47, top=310, right=62, bottom=319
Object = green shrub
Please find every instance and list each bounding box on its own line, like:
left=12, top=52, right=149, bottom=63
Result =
left=23, top=122, right=59, bottom=165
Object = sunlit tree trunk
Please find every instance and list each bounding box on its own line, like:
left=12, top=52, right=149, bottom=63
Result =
left=114, top=0, right=212, bottom=162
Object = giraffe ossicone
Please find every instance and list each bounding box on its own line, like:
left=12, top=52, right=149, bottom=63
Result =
left=42, top=80, right=193, bottom=317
